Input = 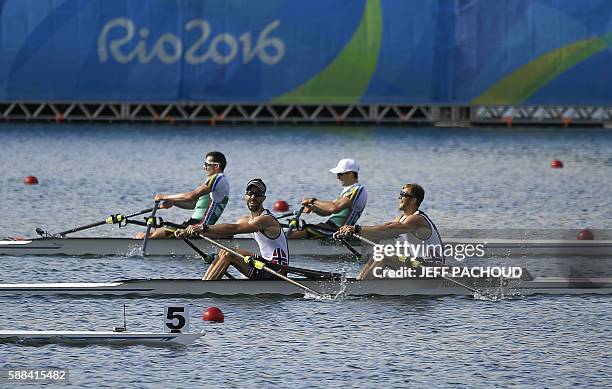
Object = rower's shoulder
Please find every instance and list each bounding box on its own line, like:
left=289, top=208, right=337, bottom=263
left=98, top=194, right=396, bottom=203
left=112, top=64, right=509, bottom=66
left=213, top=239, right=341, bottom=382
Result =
left=401, top=213, right=429, bottom=226
left=247, top=213, right=276, bottom=225
left=237, top=216, right=251, bottom=224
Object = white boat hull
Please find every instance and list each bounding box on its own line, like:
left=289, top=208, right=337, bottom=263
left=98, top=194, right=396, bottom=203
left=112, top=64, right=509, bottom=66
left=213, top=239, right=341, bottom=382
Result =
left=1, top=237, right=611, bottom=257
left=0, top=277, right=610, bottom=297
left=0, top=330, right=204, bottom=346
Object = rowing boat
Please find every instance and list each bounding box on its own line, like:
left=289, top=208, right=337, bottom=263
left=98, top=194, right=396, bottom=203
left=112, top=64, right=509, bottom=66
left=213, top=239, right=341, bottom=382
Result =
left=0, top=330, right=204, bottom=346
left=0, top=237, right=354, bottom=257
left=1, top=237, right=610, bottom=257
left=0, top=277, right=610, bottom=297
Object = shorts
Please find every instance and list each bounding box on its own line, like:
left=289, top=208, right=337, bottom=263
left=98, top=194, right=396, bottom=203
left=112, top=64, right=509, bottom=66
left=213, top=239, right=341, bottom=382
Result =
left=247, top=267, right=277, bottom=280
left=246, top=259, right=287, bottom=280
left=304, top=220, right=339, bottom=239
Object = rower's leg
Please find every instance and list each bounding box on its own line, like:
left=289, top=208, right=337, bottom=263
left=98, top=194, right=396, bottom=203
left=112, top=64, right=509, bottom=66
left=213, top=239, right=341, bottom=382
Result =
left=356, top=258, right=378, bottom=280
left=288, top=222, right=336, bottom=240
left=286, top=230, right=307, bottom=239
left=357, top=256, right=403, bottom=280
left=203, top=248, right=254, bottom=280
left=134, top=228, right=169, bottom=239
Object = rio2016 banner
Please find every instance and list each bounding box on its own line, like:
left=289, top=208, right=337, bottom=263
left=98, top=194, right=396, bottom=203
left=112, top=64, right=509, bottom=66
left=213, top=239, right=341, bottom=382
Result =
left=1, top=0, right=612, bottom=105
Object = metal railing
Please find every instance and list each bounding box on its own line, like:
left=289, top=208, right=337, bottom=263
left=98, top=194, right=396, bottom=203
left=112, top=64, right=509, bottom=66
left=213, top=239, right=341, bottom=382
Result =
left=2, top=101, right=611, bottom=127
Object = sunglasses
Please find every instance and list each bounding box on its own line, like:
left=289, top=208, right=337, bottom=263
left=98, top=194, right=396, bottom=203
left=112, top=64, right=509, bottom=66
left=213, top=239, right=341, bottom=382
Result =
left=399, top=191, right=415, bottom=199
left=245, top=190, right=265, bottom=198
left=203, top=161, right=221, bottom=169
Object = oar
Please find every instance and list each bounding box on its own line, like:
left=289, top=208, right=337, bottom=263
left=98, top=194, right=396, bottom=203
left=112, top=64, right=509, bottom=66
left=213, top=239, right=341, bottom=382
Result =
left=239, top=255, right=342, bottom=280
left=286, top=206, right=305, bottom=235
left=276, top=211, right=297, bottom=220
left=141, top=200, right=161, bottom=256
left=36, top=207, right=154, bottom=238
left=335, top=235, right=362, bottom=260
left=181, top=237, right=235, bottom=279
left=196, top=233, right=326, bottom=297
left=182, top=235, right=340, bottom=280
left=352, top=234, right=489, bottom=296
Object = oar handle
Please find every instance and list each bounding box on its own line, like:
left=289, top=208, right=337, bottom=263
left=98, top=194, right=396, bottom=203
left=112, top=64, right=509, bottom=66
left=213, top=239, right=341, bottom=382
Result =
left=286, top=206, right=305, bottom=235
left=196, top=233, right=324, bottom=297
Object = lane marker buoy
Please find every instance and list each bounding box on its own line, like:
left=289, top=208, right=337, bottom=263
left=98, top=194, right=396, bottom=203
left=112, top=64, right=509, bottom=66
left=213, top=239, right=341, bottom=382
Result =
left=551, top=159, right=563, bottom=168
left=577, top=229, right=594, bottom=240
left=24, top=176, right=39, bottom=185
left=273, top=200, right=289, bottom=212
left=203, top=307, right=224, bottom=323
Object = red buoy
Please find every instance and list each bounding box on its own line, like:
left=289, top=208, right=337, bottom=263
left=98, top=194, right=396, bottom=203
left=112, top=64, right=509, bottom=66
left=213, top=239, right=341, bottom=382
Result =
left=577, top=229, right=594, bottom=240
left=24, top=176, right=39, bottom=185
left=273, top=200, right=289, bottom=212
left=551, top=159, right=564, bottom=168
left=203, top=307, right=224, bottom=323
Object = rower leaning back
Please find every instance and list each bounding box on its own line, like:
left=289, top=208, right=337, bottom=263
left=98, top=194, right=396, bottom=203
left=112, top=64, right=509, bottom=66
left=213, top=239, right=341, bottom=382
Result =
left=288, top=158, right=368, bottom=239
left=137, top=151, right=230, bottom=239
left=176, top=178, right=289, bottom=280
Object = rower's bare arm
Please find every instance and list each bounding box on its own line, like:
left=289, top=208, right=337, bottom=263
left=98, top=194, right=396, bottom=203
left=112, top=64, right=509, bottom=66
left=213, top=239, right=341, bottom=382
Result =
left=155, top=182, right=212, bottom=205
left=171, top=200, right=198, bottom=210
left=206, top=215, right=274, bottom=236
left=310, top=197, right=351, bottom=216
left=361, top=216, right=427, bottom=239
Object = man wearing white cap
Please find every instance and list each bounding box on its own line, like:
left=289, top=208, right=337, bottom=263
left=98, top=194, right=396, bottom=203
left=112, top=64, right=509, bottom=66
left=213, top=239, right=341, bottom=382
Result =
left=288, top=158, right=368, bottom=239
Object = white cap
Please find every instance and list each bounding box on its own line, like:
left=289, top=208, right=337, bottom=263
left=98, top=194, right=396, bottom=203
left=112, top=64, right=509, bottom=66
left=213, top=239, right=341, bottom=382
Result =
left=329, top=159, right=359, bottom=174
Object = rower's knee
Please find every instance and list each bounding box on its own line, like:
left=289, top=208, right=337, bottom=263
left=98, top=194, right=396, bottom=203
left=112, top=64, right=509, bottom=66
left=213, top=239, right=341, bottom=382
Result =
left=217, top=249, right=230, bottom=261
left=135, top=229, right=167, bottom=240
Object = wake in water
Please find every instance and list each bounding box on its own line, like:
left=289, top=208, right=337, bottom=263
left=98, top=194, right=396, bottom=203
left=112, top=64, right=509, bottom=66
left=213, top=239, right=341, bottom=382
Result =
left=472, top=279, right=525, bottom=301
left=302, top=270, right=351, bottom=301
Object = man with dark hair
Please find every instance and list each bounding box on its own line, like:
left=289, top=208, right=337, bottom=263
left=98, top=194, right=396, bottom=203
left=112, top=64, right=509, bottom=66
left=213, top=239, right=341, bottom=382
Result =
left=336, top=183, right=444, bottom=280
left=176, top=179, right=289, bottom=280
left=288, top=158, right=368, bottom=239
left=136, top=151, right=230, bottom=239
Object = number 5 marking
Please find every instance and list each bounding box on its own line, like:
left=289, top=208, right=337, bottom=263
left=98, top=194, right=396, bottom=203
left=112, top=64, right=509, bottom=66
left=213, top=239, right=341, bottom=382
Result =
left=164, top=306, right=190, bottom=333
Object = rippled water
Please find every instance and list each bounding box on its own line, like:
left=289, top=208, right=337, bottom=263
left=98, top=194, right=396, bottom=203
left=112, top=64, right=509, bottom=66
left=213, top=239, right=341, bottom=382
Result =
left=0, top=124, right=611, bottom=387
left=2, top=124, right=612, bottom=238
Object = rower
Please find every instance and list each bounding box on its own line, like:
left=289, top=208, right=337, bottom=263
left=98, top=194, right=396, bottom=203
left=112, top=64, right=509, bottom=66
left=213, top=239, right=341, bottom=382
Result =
left=136, top=151, right=230, bottom=239
left=287, top=158, right=368, bottom=239
left=176, top=179, right=289, bottom=280
left=336, top=183, right=444, bottom=280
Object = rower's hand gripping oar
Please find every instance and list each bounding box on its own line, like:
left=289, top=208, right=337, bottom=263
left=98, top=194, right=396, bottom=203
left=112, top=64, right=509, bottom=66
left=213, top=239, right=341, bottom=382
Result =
left=196, top=233, right=326, bottom=298
left=352, top=233, right=491, bottom=297
left=36, top=207, right=155, bottom=238
left=142, top=200, right=161, bottom=256
left=286, top=206, right=305, bottom=236
left=180, top=235, right=338, bottom=280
